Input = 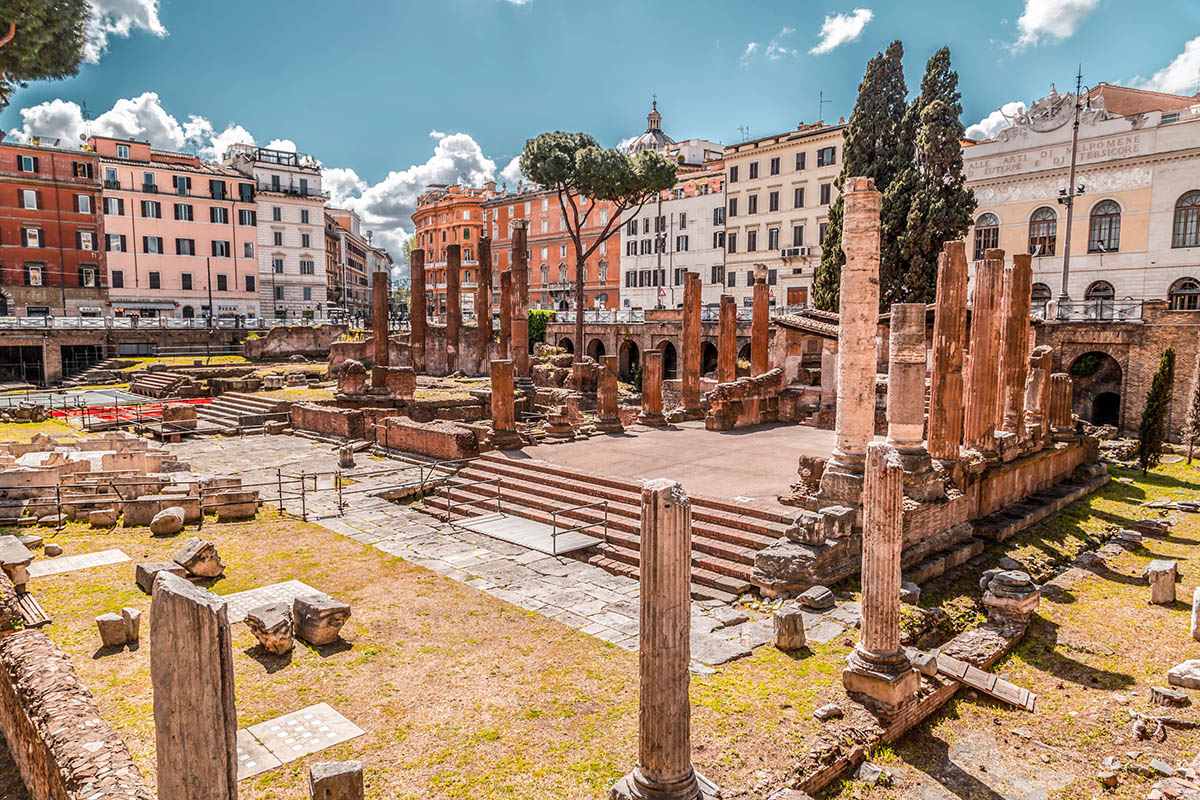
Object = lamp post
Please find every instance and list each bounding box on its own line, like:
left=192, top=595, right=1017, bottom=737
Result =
left=1057, top=67, right=1089, bottom=305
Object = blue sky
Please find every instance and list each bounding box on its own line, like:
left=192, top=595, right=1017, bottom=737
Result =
left=3, top=0, right=1198, bottom=262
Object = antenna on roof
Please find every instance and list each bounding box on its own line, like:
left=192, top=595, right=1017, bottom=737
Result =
left=819, top=91, right=831, bottom=123
left=737, top=125, right=749, bottom=142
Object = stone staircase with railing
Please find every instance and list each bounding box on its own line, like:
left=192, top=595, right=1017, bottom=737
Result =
left=196, top=392, right=290, bottom=435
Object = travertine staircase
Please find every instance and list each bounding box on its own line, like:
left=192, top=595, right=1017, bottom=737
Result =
left=196, top=392, right=289, bottom=435
left=129, top=371, right=188, bottom=398
left=421, top=452, right=794, bottom=602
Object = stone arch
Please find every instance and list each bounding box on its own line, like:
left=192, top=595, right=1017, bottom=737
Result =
left=1068, top=351, right=1123, bottom=427
left=0, top=288, right=13, bottom=316
left=659, top=341, right=678, bottom=380
left=586, top=337, right=606, bottom=361
left=619, top=339, right=640, bottom=381
left=737, top=342, right=751, bottom=363
left=181, top=305, right=195, bottom=319
left=701, top=340, right=718, bottom=376
left=557, top=336, right=574, bottom=354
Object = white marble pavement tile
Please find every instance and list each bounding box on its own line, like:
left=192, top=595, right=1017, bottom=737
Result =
left=220, top=580, right=321, bottom=624
left=28, top=548, right=129, bottom=578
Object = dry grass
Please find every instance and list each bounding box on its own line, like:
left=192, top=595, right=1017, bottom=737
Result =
left=0, top=419, right=97, bottom=442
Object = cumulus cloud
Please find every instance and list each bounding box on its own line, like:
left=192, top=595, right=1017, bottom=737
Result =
left=739, top=42, right=758, bottom=67
left=500, top=156, right=526, bottom=189
left=1012, top=0, right=1099, bottom=50
left=765, top=27, right=798, bottom=60
left=965, top=101, right=1028, bottom=140
left=1132, top=36, right=1200, bottom=96
left=264, top=138, right=298, bottom=153
left=84, top=0, right=167, bottom=63
left=809, top=8, right=874, bottom=55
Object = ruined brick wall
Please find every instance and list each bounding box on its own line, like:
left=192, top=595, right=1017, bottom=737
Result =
left=244, top=323, right=349, bottom=360
left=291, top=403, right=365, bottom=440
left=972, top=439, right=1096, bottom=518
left=380, top=417, right=479, bottom=460
left=0, top=629, right=153, bottom=800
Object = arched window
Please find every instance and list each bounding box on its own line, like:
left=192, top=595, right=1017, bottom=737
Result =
left=1031, top=283, right=1052, bottom=304
left=598, top=260, right=608, bottom=282
left=973, top=212, right=1000, bottom=260
left=558, top=263, right=567, bottom=283
left=1085, top=281, right=1115, bottom=301
left=1174, top=191, right=1200, bottom=248
left=540, top=265, right=549, bottom=285
left=1028, top=207, right=1057, bottom=256
left=1169, top=277, right=1200, bottom=310
left=1088, top=200, right=1121, bottom=253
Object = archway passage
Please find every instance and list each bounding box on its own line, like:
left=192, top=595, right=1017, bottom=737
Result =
left=1093, top=392, right=1120, bottom=427
left=619, top=339, right=640, bottom=381
left=557, top=337, right=574, bottom=354
left=660, top=341, right=678, bottom=380
left=701, top=341, right=718, bottom=376
left=587, top=338, right=606, bottom=361
left=181, top=306, right=195, bottom=319
left=1068, top=351, right=1123, bottom=428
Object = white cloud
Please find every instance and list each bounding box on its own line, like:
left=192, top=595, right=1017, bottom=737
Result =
left=324, top=167, right=368, bottom=207
left=428, top=130, right=446, bottom=139
left=1132, top=36, right=1200, bottom=96
left=264, top=138, right=298, bottom=153
left=500, top=156, right=526, bottom=189
left=739, top=42, right=759, bottom=67
left=965, top=101, right=1028, bottom=140
left=84, top=0, right=167, bottom=63
left=1013, top=0, right=1099, bottom=50
left=809, top=8, right=874, bottom=55
left=765, top=27, right=798, bottom=60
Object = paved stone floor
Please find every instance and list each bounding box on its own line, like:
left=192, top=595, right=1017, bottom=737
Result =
left=173, top=435, right=864, bottom=666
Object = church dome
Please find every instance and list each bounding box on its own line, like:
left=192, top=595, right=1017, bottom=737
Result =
left=625, top=101, right=676, bottom=155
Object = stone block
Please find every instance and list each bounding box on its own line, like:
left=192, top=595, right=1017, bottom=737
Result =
left=122, top=607, right=141, bottom=642
left=773, top=602, right=806, bottom=650
left=150, top=506, right=185, bottom=536
left=44, top=543, right=62, bottom=556
left=1151, top=685, right=1190, bottom=707
left=906, top=648, right=939, bottom=677
left=798, top=585, right=835, bottom=610
left=211, top=490, right=260, bottom=521
left=818, top=505, right=856, bottom=539
left=1191, top=587, right=1200, bottom=643
left=784, top=510, right=823, bottom=544
left=96, top=612, right=127, bottom=647
left=1144, top=559, right=1177, bottom=605
left=338, top=445, right=355, bottom=469
left=135, top=561, right=186, bottom=594
left=900, top=581, right=920, bottom=605
left=246, top=602, right=294, bottom=656
left=309, top=760, right=364, bottom=800
left=173, top=537, right=224, bottom=578
left=293, top=594, right=351, bottom=646
left=1168, top=660, right=1200, bottom=690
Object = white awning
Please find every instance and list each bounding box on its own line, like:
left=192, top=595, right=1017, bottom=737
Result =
left=107, top=300, right=177, bottom=310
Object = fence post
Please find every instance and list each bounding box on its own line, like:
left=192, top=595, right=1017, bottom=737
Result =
left=55, top=483, right=62, bottom=530
left=300, top=472, right=307, bottom=521
left=277, top=469, right=284, bottom=515
left=337, top=470, right=344, bottom=515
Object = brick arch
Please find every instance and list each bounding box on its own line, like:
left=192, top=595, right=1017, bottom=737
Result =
left=1058, top=345, right=1131, bottom=429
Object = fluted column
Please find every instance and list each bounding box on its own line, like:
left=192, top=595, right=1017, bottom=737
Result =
left=410, top=248, right=427, bottom=374
left=927, top=241, right=968, bottom=461
left=1048, top=372, right=1075, bottom=440
left=371, top=270, right=390, bottom=388
left=887, top=303, right=941, bottom=501
left=751, top=269, right=769, bottom=376
left=1000, top=253, right=1033, bottom=436
left=499, top=270, right=513, bottom=361
left=488, top=359, right=521, bottom=449
left=717, top=294, right=736, bottom=384
left=1024, top=344, right=1054, bottom=445
left=681, top=272, right=702, bottom=418
left=639, top=349, right=666, bottom=427
left=477, top=237, right=493, bottom=374
left=511, top=220, right=531, bottom=385
left=963, top=248, right=1005, bottom=458
left=445, top=244, right=461, bottom=374
left=596, top=354, right=623, bottom=434
left=818, top=177, right=881, bottom=507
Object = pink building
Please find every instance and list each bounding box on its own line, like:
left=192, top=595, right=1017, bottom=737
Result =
left=91, top=137, right=260, bottom=319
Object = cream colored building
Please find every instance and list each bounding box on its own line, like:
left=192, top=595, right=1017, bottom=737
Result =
left=722, top=122, right=845, bottom=309
left=964, top=83, right=1200, bottom=317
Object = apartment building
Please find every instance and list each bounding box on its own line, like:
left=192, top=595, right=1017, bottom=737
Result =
left=723, top=122, right=846, bottom=307
left=326, top=208, right=370, bottom=316
left=92, top=136, right=259, bottom=319
left=412, top=183, right=500, bottom=316
left=0, top=138, right=104, bottom=317
left=225, top=144, right=326, bottom=319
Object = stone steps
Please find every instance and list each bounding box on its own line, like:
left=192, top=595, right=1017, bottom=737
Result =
left=197, top=392, right=289, bottom=434
left=973, top=475, right=1110, bottom=542
left=130, top=371, right=187, bottom=399
left=902, top=537, right=986, bottom=586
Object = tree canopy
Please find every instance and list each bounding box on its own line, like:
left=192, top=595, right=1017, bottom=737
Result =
left=0, top=0, right=88, bottom=112
left=1138, top=346, right=1176, bottom=475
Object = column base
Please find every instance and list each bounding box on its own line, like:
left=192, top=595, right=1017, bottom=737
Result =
left=594, top=418, right=625, bottom=434
left=816, top=453, right=865, bottom=507
left=894, top=448, right=945, bottom=503
left=487, top=430, right=524, bottom=450
left=842, top=647, right=921, bottom=719
left=543, top=423, right=576, bottom=440
left=680, top=407, right=705, bottom=422
left=638, top=412, right=668, bottom=428
left=610, top=767, right=721, bottom=800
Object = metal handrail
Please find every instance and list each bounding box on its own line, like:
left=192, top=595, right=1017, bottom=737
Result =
left=442, top=477, right=502, bottom=519
left=550, top=499, right=609, bottom=555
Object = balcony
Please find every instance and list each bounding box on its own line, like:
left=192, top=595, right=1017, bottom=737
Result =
left=103, top=180, right=121, bottom=190
left=257, top=182, right=328, bottom=199
left=1055, top=299, right=1143, bottom=322
left=141, top=184, right=159, bottom=194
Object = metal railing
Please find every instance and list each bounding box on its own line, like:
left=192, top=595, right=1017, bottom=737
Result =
left=554, top=309, right=646, bottom=324
left=1055, top=299, right=1144, bottom=322
left=441, top=477, right=503, bottom=520
left=0, top=315, right=359, bottom=330
left=550, top=500, right=609, bottom=556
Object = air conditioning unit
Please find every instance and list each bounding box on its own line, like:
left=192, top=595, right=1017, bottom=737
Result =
left=780, top=246, right=811, bottom=259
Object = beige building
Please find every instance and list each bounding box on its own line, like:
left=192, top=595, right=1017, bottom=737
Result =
left=964, top=83, right=1200, bottom=318
left=722, top=122, right=845, bottom=309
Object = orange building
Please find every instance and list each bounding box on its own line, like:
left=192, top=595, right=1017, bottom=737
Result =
left=411, top=182, right=501, bottom=316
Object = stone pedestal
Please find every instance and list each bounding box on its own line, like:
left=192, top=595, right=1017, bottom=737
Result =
left=151, top=571, right=238, bottom=800
left=543, top=405, right=576, bottom=440
left=309, top=761, right=364, bottom=800
left=818, top=178, right=882, bottom=507
left=963, top=249, right=1005, bottom=460
left=842, top=442, right=919, bottom=718
left=751, top=271, right=769, bottom=377
left=611, top=480, right=719, bottom=800
left=1024, top=345, right=1054, bottom=447
left=718, top=295, right=736, bottom=384
left=980, top=569, right=1041, bottom=629
left=371, top=271, right=390, bottom=387
left=1000, top=253, right=1033, bottom=437
left=639, top=350, right=667, bottom=427
left=477, top=236, right=493, bottom=373
left=886, top=303, right=942, bottom=501
left=499, top=270, right=513, bottom=360
left=293, top=593, right=351, bottom=646
left=488, top=359, right=522, bottom=449
left=511, top=221, right=531, bottom=386
left=681, top=272, right=703, bottom=419
left=773, top=602, right=806, bottom=650
left=445, top=244, right=462, bottom=373
left=1047, top=372, right=1075, bottom=441
left=928, top=241, right=967, bottom=461
left=1145, top=560, right=1178, bottom=605
left=596, top=354, right=624, bottom=434
left=410, top=249, right=427, bottom=374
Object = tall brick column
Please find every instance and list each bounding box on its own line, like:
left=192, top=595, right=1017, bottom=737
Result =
left=928, top=241, right=967, bottom=461
left=1000, top=253, right=1033, bottom=436
left=1024, top=344, right=1054, bottom=445
left=886, top=303, right=941, bottom=501
left=410, top=248, right=427, bottom=374
left=1048, top=372, right=1075, bottom=440
left=751, top=269, right=769, bottom=376
left=717, top=294, right=736, bottom=384
left=511, top=220, right=531, bottom=386
left=596, top=354, right=624, bottom=434
left=488, top=359, right=521, bottom=449
left=445, top=244, right=462, bottom=374
left=842, top=442, right=920, bottom=718
left=681, top=272, right=703, bottom=418
left=963, top=248, right=1005, bottom=459
left=818, top=177, right=882, bottom=507
left=371, top=270, right=389, bottom=387
left=499, top=270, right=513, bottom=361
left=477, top=236, right=493, bottom=374
left=639, top=349, right=666, bottom=427
left=611, top=479, right=719, bottom=800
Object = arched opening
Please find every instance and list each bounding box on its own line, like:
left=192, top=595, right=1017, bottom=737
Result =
left=973, top=212, right=999, bottom=260
left=557, top=299, right=570, bottom=312
left=1088, top=199, right=1121, bottom=253
left=557, top=337, right=574, bottom=354
left=659, top=341, right=678, bottom=380
left=1028, top=206, right=1058, bottom=256
left=181, top=305, right=194, bottom=319
left=737, top=342, right=751, bottom=363
left=587, top=338, right=606, bottom=361
left=701, top=341, right=718, bottom=376
left=1169, top=277, right=1200, bottom=310
left=619, top=339, right=640, bottom=381
left=1068, top=351, right=1123, bottom=428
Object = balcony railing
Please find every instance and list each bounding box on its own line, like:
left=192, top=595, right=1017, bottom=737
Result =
left=1055, top=299, right=1143, bottom=322
left=554, top=309, right=646, bottom=324
left=0, top=315, right=357, bottom=330
left=257, top=182, right=329, bottom=199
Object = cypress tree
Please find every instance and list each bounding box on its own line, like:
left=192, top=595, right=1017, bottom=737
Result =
left=1183, top=351, right=1200, bottom=464
left=1138, top=346, right=1176, bottom=475
left=812, top=41, right=908, bottom=311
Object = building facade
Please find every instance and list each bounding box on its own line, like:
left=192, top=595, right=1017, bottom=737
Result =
left=722, top=122, right=845, bottom=308
left=619, top=163, right=726, bottom=309
left=326, top=208, right=370, bottom=316
left=225, top=144, right=327, bottom=319
left=412, top=183, right=499, bottom=317
left=92, top=136, right=259, bottom=319
left=964, top=83, right=1200, bottom=315
left=0, top=139, right=105, bottom=317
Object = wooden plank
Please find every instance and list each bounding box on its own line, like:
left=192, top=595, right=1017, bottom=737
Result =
left=936, top=654, right=1036, bottom=712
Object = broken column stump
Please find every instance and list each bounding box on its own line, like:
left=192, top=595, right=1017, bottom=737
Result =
left=293, top=593, right=351, bottom=646
left=310, top=760, right=365, bottom=800
left=488, top=359, right=523, bottom=449
left=980, top=569, right=1041, bottom=629
left=1145, top=560, right=1178, bottom=605
left=773, top=602, right=807, bottom=651
left=246, top=601, right=295, bottom=656
left=595, top=354, right=624, bottom=434
left=638, top=350, right=667, bottom=428
left=173, top=537, right=225, bottom=579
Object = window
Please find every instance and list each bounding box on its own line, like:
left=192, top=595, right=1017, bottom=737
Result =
left=1031, top=283, right=1052, bottom=310
left=626, top=240, right=636, bottom=256
left=106, top=234, right=127, bottom=252
left=768, top=191, right=779, bottom=212
left=711, top=265, right=724, bottom=284
left=176, top=238, right=195, bottom=256
left=274, top=286, right=284, bottom=301
left=674, top=267, right=686, bottom=286
left=749, top=162, right=759, bottom=179
left=727, top=232, right=737, bottom=253
left=598, top=261, right=607, bottom=281
left=767, top=228, right=779, bottom=250
left=80, top=267, right=96, bottom=287
left=541, top=197, right=549, bottom=211
left=795, top=152, right=806, bottom=171
left=181, top=273, right=193, bottom=290
left=1088, top=200, right=1121, bottom=252
left=142, top=171, right=156, bottom=189
left=713, top=206, right=725, bottom=225
left=728, top=197, right=738, bottom=218
left=679, top=212, right=687, bottom=230
left=209, top=180, right=226, bottom=200
left=238, top=182, right=253, bottom=202
left=239, top=209, right=256, bottom=226
left=728, top=271, right=737, bottom=287
left=768, top=269, right=777, bottom=285
left=21, top=189, right=39, bottom=209
left=792, top=225, right=804, bottom=247
left=104, top=197, right=122, bottom=215
left=273, top=232, right=283, bottom=246
left=299, top=260, right=315, bottom=275
left=301, top=233, right=311, bottom=248
left=817, top=146, right=836, bottom=167
left=729, top=165, right=739, bottom=183
left=104, top=167, right=119, bottom=188
left=174, top=175, right=191, bottom=195
left=769, top=157, right=780, bottom=175
left=244, top=242, right=254, bottom=258
left=272, top=206, right=282, bottom=222
left=1169, top=277, right=1200, bottom=310
left=794, top=187, right=804, bottom=208
left=973, top=212, right=1000, bottom=260
left=77, top=230, right=95, bottom=251
left=73, top=161, right=93, bottom=179
left=1085, top=281, right=1114, bottom=301
left=819, top=183, right=832, bottom=205
left=22, top=228, right=41, bottom=247
left=639, top=239, right=650, bottom=255
left=747, top=229, right=758, bottom=252
left=117, top=144, right=130, bottom=159
left=1028, top=207, right=1057, bottom=256
left=245, top=275, right=256, bottom=293
left=212, top=240, right=230, bottom=258
left=174, top=203, right=193, bottom=221
left=17, top=155, right=37, bottom=173
left=141, top=200, right=161, bottom=218
left=748, top=195, right=758, bottom=214
left=713, top=231, right=725, bottom=249
left=676, top=235, right=689, bottom=251
left=217, top=274, right=228, bottom=292
left=111, top=270, right=125, bottom=288
left=626, top=219, right=638, bottom=235
left=819, top=222, right=828, bottom=244
left=143, top=236, right=163, bottom=254
left=745, top=270, right=754, bottom=285
left=559, top=244, right=567, bottom=258
left=540, top=266, right=550, bottom=284
left=302, top=286, right=311, bottom=300
left=210, top=207, right=229, bottom=224
left=625, top=271, right=636, bottom=288
left=300, top=209, right=309, bottom=224
left=25, top=265, right=43, bottom=286
left=148, top=271, right=161, bottom=290
left=1173, top=191, right=1200, bottom=248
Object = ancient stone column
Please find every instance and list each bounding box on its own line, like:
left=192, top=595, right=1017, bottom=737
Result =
left=410, top=248, right=427, bottom=374
left=488, top=359, right=521, bottom=449
left=717, top=294, right=736, bottom=384
left=963, top=249, right=1005, bottom=458
left=611, top=479, right=718, bottom=800
left=499, top=270, right=513, bottom=361
left=818, top=177, right=882, bottom=506
left=842, top=442, right=920, bottom=718
left=639, top=349, right=666, bottom=427
left=1048, top=372, right=1074, bottom=439
left=820, top=340, right=838, bottom=408
left=751, top=269, right=769, bottom=376
left=1000, top=253, right=1033, bottom=436
left=151, top=571, right=238, bottom=800
left=596, top=354, right=624, bottom=434
left=371, top=270, right=390, bottom=388
left=1024, top=344, right=1054, bottom=445
left=927, top=241, right=968, bottom=461
left=681, top=272, right=703, bottom=418
left=445, top=244, right=462, bottom=374
left=477, top=236, right=493, bottom=374
left=886, top=303, right=941, bottom=501
left=511, top=220, right=531, bottom=385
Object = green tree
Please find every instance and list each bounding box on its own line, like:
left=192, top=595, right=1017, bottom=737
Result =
left=1182, top=350, right=1200, bottom=464
left=892, top=47, right=976, bottom=306
left=812, top=40, right=909, bottom=311
left=527, top=309, right=555, bottom=347
left=0, top=1, right=87, bottom=112
left=520, top=132, right=676, bottom=363
left=1138, top=346, right=1176, bottom=475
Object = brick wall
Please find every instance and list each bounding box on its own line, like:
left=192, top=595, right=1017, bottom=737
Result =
left=380, top=417, right=479, bottom=460
left=291, top=403, right=365, bottom=440
left=243, top=323, right=349, bottom=359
